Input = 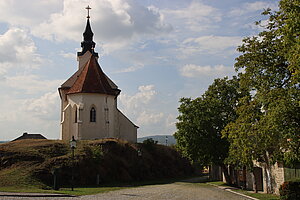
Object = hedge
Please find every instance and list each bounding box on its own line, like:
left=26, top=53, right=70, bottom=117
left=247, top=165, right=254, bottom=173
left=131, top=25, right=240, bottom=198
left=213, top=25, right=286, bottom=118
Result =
left=279, top=179, right=300, bottom=200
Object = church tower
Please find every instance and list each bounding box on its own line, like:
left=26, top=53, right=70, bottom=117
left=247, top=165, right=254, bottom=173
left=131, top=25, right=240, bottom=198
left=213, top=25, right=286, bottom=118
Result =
left=58, top=6, right=138, bottom=142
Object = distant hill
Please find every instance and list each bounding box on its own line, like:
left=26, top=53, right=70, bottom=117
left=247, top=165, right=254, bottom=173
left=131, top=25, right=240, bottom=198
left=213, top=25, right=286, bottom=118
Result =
left=138, top=135, right=176, bottom=145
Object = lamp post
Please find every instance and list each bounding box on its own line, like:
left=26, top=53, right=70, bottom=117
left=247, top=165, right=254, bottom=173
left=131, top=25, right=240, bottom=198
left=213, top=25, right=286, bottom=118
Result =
left=70, top=136, right=77, bottom=191
left=165, top=136, right=168, bottom=146
left=137, top=149, right=142, bottom=157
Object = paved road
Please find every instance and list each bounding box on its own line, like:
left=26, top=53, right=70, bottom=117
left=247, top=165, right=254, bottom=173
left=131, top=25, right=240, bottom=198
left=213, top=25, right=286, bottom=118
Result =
left=0, top=182, right=252, bottom=200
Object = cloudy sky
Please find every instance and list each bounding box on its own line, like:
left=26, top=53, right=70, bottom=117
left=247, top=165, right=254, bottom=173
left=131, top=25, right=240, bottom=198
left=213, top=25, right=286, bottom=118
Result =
left=0, top=0, right=278, bottom=140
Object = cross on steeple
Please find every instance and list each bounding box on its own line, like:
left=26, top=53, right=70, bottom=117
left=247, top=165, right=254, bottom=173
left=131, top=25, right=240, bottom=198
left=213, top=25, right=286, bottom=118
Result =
left=86, top=5, right=91, bottom=18
left=78, top=5, right=98, bottom=57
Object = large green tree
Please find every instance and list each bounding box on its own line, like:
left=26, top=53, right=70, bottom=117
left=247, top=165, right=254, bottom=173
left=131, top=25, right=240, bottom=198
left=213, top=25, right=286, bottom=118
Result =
left=223, top=0, right=300, bottom=193
left=175, top=77, right=247, bottom=182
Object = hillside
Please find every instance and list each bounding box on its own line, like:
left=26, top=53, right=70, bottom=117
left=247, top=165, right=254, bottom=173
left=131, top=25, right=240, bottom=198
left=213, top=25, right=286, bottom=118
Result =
left=138, top=135, right=176, bottom=145
left=0, top=139, right=193, bottom=189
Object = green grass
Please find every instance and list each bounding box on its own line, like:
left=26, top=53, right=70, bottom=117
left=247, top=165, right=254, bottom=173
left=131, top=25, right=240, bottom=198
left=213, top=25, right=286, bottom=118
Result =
left=52, top=187, right=126, bottom=196
left=0, top=186, right=126, bottom=196
left=0, top=176, right=197, bottom=196
left=206, top=181, right=279, bottom=200
left=233, top=189, right=280, bottom=200
left=0, top=164, right=47, bottom=188
left=207, top=181, right=228, bottom=186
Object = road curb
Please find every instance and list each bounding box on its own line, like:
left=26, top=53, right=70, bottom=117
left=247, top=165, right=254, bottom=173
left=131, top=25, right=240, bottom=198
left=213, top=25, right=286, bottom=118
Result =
left=207, top=183, right=259, bottom=200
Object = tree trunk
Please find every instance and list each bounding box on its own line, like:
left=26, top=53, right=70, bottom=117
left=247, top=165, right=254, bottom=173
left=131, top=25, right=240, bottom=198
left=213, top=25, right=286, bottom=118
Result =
left=265, top=164, right=273, bottom=194
left=221, top=164, right=232, bottom=185
left=264, top=152, right=273, bottom=194
left=251, top=171, right=258, bottom=193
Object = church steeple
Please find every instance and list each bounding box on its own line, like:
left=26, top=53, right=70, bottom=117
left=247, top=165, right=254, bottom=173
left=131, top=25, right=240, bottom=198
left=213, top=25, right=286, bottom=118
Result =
left=78, top=6, right=98, bottom=57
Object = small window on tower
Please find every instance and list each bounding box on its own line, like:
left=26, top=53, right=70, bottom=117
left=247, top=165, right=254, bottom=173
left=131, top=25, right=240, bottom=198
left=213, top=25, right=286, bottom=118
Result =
left=90, top=107, right=96, bottom=122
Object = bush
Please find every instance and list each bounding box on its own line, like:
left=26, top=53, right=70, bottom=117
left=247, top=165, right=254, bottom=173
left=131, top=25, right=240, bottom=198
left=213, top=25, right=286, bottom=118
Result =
left=142, top=138, right=158, bottom=145
left=279, top=179, right=300, bottom=200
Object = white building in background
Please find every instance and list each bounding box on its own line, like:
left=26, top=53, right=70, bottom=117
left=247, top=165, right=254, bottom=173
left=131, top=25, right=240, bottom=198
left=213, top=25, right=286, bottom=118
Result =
left=58, top=11, right=138, bottom=143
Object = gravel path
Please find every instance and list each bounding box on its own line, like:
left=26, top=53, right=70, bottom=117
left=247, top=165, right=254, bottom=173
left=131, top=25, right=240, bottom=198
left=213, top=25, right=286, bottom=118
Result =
left=0, top=181, right=252, bottom=200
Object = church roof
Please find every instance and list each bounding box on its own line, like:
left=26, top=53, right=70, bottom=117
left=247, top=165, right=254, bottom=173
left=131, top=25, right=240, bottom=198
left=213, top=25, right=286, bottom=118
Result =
left=60, top=8, right=120, bottom=96
left=13, top=132, right=47, bottom=141
left=65, top=56, right=119, bottom=96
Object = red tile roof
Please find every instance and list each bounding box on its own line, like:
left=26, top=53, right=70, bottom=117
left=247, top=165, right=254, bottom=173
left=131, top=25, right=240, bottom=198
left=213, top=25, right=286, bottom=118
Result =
left=61, top=56, right=119, bottom=96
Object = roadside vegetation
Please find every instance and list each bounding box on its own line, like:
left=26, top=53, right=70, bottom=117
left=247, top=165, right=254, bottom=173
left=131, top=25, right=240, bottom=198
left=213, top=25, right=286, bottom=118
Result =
left=175, top=0, right=300, bottom=195
left=205, top=181, right=279, bottom=200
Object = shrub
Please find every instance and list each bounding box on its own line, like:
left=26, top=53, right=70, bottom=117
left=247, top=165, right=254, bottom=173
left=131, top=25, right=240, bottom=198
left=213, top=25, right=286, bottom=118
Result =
left=279, top=179, right=300, bottom=200
left=143, top=138, right=158, bottom=149
left=142, top=138, right=158, bottom=145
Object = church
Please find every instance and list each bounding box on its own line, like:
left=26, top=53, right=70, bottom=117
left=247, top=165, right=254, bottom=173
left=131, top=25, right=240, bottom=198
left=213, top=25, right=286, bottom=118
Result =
left=58, top=8, right=138, bottom=143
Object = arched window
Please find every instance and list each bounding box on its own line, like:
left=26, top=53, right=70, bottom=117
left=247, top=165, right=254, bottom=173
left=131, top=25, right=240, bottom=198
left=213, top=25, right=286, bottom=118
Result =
left=75, top=108, right=77, bottom=123
left=90, top=107, right=96, bottom=122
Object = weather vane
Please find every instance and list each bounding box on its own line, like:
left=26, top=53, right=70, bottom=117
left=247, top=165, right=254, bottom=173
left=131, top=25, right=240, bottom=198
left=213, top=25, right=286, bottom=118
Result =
left=86, top=5, right=91, bottom=18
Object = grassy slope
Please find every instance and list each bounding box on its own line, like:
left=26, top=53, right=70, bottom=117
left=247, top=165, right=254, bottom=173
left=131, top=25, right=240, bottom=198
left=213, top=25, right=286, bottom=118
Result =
left=0, top=139, right=193, bottom=192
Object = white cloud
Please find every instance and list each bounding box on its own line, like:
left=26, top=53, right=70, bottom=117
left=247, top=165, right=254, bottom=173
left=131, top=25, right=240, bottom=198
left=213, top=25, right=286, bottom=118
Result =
left=0, top=28, right=41, bottom=69
left=23, top=91, right=60, bottom=120
left=166, top=114, right=177, bottom=128
left=0, top=0, right=61, bottom=27
left=115, top=64, right=144, bottom=73
left=180, top=64, right=235, bottom=78
left=119, top=84, right=173, bottom=133
left=31, top=0, right=171, bottom=52
left=179, top=35, right=242, bottom=56
left=137, top=111, right=164, bottom=126
left=60, top=51, right=76, bottom=59
left=162, top=2, right=221, bottom=32
left=119, top=85, right=156, bottom=110
left=0, top=89, right=60, bottom=140
left=229, top=1, right=278, bottom=16
left=1, top=75, right=62, bottom=94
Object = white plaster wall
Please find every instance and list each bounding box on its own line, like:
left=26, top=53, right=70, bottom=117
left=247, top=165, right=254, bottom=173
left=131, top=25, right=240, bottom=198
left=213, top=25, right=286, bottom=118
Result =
left=61, top=104, right=71, bottom=140
left=118, top=110, right=137, bottom=143
left=61, top=92, right=137, bottom=142
left=60, top=89, right=74, bottom=140
left=67, top=93, right=116, bottom=140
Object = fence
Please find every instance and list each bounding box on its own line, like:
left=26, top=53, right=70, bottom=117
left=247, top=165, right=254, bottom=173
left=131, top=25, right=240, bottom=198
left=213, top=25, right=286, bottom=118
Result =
left=284, top=167, right=300, bottom=181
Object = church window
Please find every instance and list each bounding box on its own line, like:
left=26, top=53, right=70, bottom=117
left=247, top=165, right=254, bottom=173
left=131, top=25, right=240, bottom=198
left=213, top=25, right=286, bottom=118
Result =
left=75, top=108, right=77, bottom=123
left=90, top=107, right=96, bottom=122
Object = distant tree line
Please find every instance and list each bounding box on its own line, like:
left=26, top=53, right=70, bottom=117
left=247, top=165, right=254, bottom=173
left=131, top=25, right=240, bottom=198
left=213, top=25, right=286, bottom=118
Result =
left=175, top=0, right=300, bottom=193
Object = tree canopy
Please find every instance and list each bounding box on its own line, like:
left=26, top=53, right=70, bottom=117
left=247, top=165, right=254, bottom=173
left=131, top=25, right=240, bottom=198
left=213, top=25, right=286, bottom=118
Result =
left=224, top=0, right=300, bottom=169
left=175, top=0, right=300, bottom=173
left=175, top=77, right=247, bottom=167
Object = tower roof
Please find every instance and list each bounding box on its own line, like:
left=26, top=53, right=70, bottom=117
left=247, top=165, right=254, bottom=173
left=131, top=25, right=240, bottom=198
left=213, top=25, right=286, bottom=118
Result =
left=62, top=55, right=120, bottom=96
left=77, top=6, right=98, bottom=57
left=83, top=18, right=93, bottom=42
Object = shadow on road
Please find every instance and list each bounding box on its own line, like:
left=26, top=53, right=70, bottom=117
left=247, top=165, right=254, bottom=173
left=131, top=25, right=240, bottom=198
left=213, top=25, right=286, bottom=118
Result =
left=179, top=176, right=209, bottom=183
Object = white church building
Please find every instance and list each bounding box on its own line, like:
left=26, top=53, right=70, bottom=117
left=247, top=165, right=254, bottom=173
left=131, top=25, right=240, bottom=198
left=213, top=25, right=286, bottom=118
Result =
left=58, top=10, right=138, bottom=143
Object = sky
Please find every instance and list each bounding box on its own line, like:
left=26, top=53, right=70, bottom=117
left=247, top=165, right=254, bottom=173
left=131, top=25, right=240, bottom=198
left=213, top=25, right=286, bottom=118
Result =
left=0, top=0, right=279, bottom=140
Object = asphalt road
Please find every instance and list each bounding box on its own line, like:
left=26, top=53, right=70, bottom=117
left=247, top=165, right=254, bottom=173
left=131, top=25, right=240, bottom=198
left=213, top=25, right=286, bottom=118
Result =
left=0, top=181, right=252, bottom=200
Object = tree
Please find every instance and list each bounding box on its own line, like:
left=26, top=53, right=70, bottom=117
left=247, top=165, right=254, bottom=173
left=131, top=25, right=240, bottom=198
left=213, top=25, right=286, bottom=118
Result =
left=223, top=0, right=300, bottom=193
left=175, top=76, right=247, bottom=183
